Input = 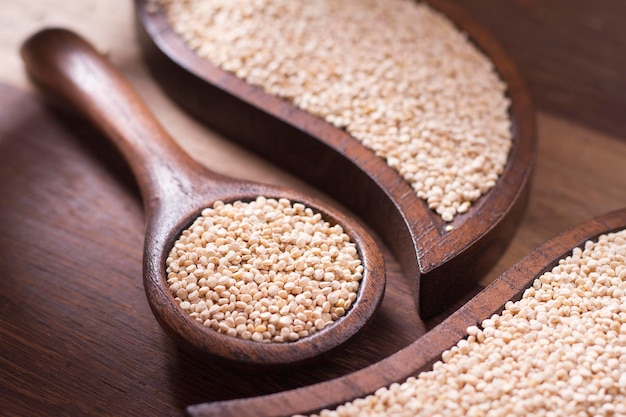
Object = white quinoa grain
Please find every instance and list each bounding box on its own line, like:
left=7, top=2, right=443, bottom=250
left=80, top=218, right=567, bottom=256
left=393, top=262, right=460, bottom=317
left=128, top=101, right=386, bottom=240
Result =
left=166, top=197, right=362, bottom=343
left=302, top=228, right=626, bottom=416
left=158, top=0, right=512, bottom=222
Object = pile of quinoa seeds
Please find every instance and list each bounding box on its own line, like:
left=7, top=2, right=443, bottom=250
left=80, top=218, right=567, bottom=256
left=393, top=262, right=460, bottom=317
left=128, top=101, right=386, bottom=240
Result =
left=300, top=229, right=626, bottom=416
left=157, top=0, right=513, bottom=223
left=165, top=197, right=363, bottom=343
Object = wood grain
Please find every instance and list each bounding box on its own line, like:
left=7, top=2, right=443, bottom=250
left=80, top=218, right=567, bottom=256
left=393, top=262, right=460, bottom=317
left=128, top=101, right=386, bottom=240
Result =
left=1, top=0, right=626, bottom=416
left=445, top=0, right=626, bottom=141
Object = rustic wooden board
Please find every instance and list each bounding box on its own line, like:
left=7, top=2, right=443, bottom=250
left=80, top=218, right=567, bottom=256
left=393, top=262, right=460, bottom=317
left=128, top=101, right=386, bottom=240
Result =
left=445, top=0, right=626, bottom=141
left=2, top=1, right=626, bottom=416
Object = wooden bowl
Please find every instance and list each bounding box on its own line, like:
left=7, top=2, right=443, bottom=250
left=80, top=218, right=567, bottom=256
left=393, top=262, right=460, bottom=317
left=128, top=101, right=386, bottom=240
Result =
left=185, top=207, right=626, bottom=416
left=134, top=0, right=536, bottom=319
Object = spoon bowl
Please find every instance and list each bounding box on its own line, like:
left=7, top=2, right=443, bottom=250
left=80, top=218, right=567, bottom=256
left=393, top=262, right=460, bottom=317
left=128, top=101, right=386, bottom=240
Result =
left=20, top=28, right=385, bottom=367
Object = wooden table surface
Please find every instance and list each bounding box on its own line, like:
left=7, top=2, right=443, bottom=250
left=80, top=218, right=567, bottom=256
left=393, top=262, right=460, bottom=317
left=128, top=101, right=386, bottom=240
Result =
left=1, top=1, right=625, bottom=416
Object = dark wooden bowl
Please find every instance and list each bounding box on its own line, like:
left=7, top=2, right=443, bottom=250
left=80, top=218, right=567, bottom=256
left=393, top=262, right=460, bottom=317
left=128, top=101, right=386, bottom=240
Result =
left=134, top=0, right=536, bottom=319
left=185, top=207, right=626, bottom=416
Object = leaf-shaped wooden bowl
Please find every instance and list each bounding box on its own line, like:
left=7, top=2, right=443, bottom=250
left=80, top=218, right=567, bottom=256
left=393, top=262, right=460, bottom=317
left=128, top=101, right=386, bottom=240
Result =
left=185, top=207, right=626, bottom=416
left=134, top=0, right=536, bottom=319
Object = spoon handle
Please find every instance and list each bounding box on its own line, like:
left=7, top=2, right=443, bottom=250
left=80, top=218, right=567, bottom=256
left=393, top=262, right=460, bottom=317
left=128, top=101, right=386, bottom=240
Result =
left=20, top=28, right=207, bottom=208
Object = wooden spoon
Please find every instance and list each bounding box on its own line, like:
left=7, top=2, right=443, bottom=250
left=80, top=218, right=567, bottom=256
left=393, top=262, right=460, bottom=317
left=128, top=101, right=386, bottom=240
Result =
left=135, top=0, right=537, bottom=319
left=186, top=207, right=626, bottom=416
left=20, top=28, right=385, bottom=367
